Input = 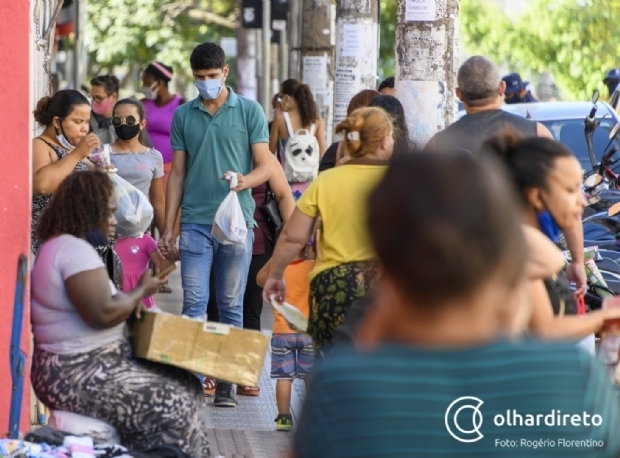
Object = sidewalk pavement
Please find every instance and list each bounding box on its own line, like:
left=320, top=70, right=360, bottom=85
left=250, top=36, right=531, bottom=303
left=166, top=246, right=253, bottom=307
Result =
left=156, top=270, right=301, bottom=458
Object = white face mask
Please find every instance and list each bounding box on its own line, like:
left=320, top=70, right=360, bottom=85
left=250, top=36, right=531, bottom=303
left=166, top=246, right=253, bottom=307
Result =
left=55, top=121, right=75, bottom=151
left=141, top=83, right=158, bottom=101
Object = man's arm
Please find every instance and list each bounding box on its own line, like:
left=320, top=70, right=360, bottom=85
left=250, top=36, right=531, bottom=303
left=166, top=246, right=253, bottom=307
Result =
left=536, top=122, right=554, bottom=139
left=230, top=142, right=272, bottom=191
left=231, top=103, right=272, bottom=191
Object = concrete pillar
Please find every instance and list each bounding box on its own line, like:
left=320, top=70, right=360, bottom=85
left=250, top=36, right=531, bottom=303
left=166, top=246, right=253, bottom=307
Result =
left=0, top=0, right=33, bottom=434
left=395, top=0, right=460, bottom=146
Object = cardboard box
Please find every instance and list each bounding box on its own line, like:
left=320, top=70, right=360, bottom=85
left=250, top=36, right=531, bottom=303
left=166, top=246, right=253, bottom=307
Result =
left=132, top=311, right=269, bottom=386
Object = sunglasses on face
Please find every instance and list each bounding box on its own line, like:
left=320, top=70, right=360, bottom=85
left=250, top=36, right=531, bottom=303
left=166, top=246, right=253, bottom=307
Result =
left=112, top=115, right=138, bottom=127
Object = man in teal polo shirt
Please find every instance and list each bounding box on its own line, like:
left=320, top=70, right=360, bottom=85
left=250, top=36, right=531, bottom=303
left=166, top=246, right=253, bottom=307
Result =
left=160, top=42, right=271, bottom=407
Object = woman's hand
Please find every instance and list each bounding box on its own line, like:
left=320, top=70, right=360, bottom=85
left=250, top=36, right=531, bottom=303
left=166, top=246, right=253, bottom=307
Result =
left=566, top=261, right=587, bottom=296
left=137, top=270, right=165, bottom=298
left=262, top=276, right=287, bottom=304
left=134, top=302, right=146, bottom=320
left=158, top=230, right=176, bottom=259
left=73, top=133, right=100, bottom=160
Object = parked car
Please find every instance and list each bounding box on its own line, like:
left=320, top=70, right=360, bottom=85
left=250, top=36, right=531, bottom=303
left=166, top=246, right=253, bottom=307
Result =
left=458, top=102, right=620, bottom=173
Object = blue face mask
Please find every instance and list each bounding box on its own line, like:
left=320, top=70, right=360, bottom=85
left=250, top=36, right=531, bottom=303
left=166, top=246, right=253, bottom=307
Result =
left=537, top=210, right=562, bottom=244
left=195, top=78, right=223, bottom=100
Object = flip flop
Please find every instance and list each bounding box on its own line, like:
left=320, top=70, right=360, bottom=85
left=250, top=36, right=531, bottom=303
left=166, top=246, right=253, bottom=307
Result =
left=237, top=385, right=260, bottom=396
left=203, top=378, right=216, bottom=397
left=158, top=284, right=172, bottom=293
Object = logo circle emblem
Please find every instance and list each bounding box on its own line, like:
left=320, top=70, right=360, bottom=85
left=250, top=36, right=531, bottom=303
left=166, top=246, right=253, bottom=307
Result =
left=445, top=396, right=484, bottom=443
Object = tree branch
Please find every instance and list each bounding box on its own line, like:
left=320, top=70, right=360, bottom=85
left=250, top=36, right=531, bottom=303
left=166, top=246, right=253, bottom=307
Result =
left=185, top=8, right=237, bottom=29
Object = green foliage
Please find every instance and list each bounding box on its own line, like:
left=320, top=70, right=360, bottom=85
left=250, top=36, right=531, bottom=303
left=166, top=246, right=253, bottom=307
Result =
left=379, top=0, right=397, bottom=79
left=86, top=0, right=236, bottom=83
left=460, top=0, right=620, bottom=101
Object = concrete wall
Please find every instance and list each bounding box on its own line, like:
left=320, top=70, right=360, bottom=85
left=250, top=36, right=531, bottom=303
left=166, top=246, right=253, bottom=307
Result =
left=0, top=0, right=32, bottom=434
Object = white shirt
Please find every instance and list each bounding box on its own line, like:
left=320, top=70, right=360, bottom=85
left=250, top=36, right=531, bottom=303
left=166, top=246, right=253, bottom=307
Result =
left=31, top=234, right=125, bottom=354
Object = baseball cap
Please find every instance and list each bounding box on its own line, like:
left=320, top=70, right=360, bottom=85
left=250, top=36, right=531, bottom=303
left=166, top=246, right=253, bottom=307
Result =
left=502, top=73, right=528, bottom=94
left=604, top=68, right=620, bottom=84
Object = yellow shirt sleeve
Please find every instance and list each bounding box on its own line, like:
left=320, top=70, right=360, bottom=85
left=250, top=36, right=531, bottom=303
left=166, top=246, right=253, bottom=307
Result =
left=296, top=176, right=320, bottom=218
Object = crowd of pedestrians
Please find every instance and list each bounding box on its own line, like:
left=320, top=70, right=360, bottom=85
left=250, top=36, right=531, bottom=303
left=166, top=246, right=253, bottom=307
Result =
left=26, top=41, right=620, bottom=457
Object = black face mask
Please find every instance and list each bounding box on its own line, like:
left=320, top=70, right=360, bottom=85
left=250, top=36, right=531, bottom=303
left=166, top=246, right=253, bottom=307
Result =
left=86, top=228, right=109, bottom=248
left=114, top=124, right=141, bottom=141
left=607, top=81, right=620, bottom=96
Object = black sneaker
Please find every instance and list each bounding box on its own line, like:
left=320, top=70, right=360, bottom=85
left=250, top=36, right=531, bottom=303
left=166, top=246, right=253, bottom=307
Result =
left=213, top=382, right=237, bottom=407
left=275, top=414, right=293, bottom=431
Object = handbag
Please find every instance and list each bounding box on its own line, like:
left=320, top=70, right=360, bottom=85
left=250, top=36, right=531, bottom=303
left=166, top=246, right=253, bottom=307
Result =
left=262, top=184, right=283, bottom=231
left=544, top=270, right=581, bottom=316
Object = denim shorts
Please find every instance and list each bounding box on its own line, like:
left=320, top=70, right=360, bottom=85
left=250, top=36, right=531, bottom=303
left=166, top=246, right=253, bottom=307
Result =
left=270, top=333, right=315, bottom=380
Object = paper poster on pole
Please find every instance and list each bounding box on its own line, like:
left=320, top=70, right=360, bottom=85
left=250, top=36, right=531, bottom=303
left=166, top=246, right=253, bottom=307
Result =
left=303, top=55, right=328, bottom=96
left=342, top=24, right=365, bottom=57
left=220, top=37, right=238, bottom=57
left=333, top=65, right=362, bottom=126
left=405, top=0, right=436, bottom=22
left=396, top=80, right=446, bottom=145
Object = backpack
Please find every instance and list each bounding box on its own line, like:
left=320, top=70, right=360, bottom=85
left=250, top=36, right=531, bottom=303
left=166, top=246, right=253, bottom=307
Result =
left=282, top=111, right=320, bottom=182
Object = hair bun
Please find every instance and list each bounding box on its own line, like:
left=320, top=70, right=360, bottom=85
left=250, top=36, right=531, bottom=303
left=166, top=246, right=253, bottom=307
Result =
left=484, top=128, right=523, bottom=158
left=33, top=95, right=52, bottom=124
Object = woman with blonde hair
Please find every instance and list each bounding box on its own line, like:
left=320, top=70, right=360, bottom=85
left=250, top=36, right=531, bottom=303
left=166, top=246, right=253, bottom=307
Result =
left=263, top=107, right=394, bottom=357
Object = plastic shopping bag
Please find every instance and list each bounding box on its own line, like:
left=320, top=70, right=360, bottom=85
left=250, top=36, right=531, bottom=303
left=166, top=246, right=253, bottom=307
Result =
left=109, top=172, right=154, bottom=238
left=212, top=173, right=247, bottom=245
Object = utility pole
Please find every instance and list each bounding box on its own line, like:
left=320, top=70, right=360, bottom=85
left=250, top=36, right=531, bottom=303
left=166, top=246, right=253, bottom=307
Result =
left=332, top=0, right=379, bottom=132
left=395, top=0, right=459, bottom=147
left=300, top=0, right=336, bottom=145
left=287, top=0, right=301, bottom=79
left=261, top=0, right=271, bottom=117
left=236, top=7, right=258, bottom=100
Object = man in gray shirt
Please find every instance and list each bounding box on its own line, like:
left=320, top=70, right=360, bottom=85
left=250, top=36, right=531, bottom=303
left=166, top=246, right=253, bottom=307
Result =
left=428, top=55, right=586, bottom=302
left=429, top=56, right=552, bottom=154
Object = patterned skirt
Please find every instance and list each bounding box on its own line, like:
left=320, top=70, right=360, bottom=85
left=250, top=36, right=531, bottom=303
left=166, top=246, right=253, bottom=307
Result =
left=308, top=262, right=379, bottom=358
left=31, top=338, right=209, bottom=457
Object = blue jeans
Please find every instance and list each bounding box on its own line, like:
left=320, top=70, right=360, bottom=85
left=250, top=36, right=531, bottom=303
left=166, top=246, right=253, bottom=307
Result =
left=179, top=223, right=254, bottom=328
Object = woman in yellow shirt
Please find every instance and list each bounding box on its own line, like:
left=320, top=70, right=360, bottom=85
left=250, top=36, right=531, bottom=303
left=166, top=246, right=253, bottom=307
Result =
left=263, top=107, right=395, bottom=357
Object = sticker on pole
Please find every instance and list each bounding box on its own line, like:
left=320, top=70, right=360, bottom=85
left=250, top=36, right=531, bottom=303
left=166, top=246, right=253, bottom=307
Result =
left=270, top=295, right=308, bottom=333
left=405, top=0, right=436, bottom=22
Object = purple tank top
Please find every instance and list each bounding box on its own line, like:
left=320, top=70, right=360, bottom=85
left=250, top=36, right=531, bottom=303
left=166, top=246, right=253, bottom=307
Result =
left=143, top=95, right=182, bottom=164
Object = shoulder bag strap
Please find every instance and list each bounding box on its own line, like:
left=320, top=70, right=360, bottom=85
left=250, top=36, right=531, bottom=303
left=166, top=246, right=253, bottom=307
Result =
left=282, top=111, right=295, bottom=138
left=309, top=123, right=317, bottom=136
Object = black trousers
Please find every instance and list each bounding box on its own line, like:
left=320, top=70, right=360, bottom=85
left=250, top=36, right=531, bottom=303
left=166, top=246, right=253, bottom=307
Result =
left=206, top=236, right=274, bottom=331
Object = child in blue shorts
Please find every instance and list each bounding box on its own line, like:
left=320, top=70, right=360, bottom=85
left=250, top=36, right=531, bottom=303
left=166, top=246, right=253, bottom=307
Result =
left=257, top=242, right=315, bottom=431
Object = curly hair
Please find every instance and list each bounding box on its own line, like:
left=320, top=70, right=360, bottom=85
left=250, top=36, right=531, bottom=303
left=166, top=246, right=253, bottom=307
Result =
left=37, top=171, right=114, bottom=242
left=280, top=79, right=318, bottom=128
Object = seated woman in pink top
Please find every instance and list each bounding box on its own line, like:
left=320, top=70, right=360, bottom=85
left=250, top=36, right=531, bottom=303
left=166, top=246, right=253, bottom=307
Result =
left=140, top=62, right=184, bottom=194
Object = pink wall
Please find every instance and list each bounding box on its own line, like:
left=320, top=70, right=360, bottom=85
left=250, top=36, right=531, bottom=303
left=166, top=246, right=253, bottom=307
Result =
left=0, top=0, right=32, bottom=433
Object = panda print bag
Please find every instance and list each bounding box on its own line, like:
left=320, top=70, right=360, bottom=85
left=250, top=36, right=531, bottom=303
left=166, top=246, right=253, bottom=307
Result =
left=282, top=111, right=320, bottom=183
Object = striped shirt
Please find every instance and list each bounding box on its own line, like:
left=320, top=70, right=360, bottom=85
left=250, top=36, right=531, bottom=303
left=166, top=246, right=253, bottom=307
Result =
left=294, top=340, right=620, bottom=457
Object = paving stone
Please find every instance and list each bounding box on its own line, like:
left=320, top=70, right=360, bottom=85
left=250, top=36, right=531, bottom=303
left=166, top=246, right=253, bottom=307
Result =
left=157, top=271, right=299, bottom=457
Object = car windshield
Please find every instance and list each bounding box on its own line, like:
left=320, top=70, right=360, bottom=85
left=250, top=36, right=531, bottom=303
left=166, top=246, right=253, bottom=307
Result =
left=540, top=118, right=620, bottom=172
